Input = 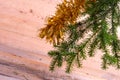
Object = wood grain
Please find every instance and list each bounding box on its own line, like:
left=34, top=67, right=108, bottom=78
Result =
left=0, top=0, right=120, bottom=80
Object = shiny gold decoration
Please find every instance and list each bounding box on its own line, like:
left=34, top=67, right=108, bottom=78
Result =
left=39, top=0, right=86, bottom=45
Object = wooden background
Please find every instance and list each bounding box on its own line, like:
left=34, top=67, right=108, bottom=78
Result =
left=0, top=0, right=120, bottom=80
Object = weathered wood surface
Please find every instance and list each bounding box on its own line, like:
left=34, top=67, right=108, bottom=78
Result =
left=0, top=0, right=120, bottom=80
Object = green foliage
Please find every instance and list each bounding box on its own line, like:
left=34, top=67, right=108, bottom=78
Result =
left=48, top=0, right=120, bottom=73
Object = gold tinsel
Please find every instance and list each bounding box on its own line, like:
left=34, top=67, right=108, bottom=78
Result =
left=39, top=0, right=86, bottom=45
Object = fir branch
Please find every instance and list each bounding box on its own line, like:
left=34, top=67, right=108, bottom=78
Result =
left=39, top=0, right=120, bottom=73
